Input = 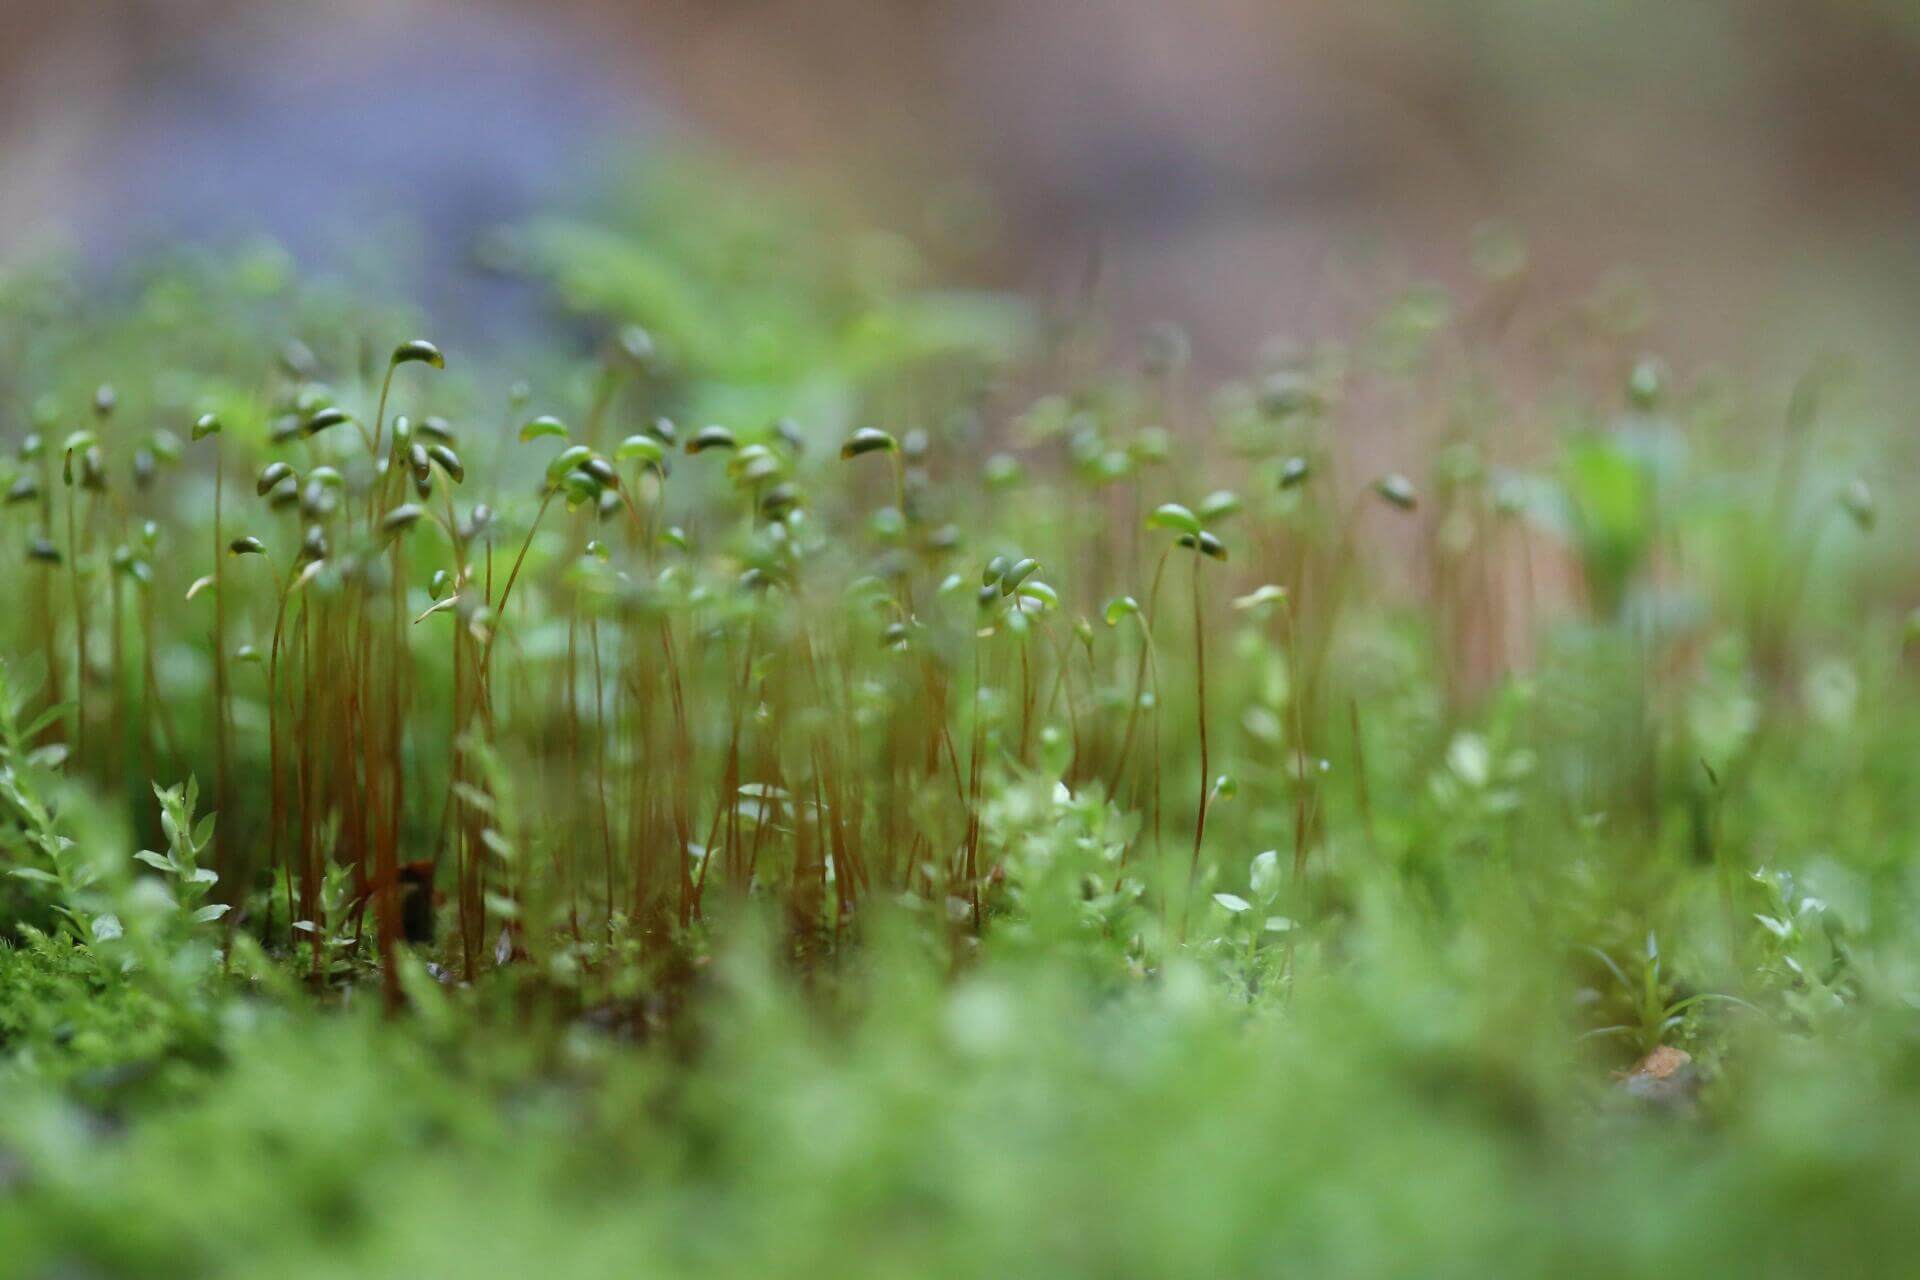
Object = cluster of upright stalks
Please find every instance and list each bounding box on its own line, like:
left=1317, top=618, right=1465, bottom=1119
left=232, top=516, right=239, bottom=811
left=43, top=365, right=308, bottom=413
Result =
left=1, top=328, right=1435, bottom=1000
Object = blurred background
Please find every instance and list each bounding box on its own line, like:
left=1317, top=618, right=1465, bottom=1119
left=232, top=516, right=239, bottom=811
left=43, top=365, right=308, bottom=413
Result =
left=2, top=0, right=1918, bottom=373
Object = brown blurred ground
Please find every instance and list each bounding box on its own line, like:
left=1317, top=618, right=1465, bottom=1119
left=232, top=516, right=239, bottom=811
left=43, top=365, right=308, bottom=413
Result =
left=3, top=0, right=1919, bottom=369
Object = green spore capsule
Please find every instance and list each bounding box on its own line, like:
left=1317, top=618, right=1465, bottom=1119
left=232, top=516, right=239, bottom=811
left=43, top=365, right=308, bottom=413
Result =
left=520, top=415, right=569, bottom=443
left=840, top=428, right=898, bottom=459
left=256, top=462, right=296, bottom=497
left=381, top=504, right=425, bottom=536
left=1372, top=474, right=1418, bottom=511
left=686, top=425, right=738, bottom=454
left=305, top=407, right=353, bottom=437
left=1147, top=503, right=1201, bottom=537
left=390, top=339, right=445, bottom=369
left=427, top=445, right=464, bottom=484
